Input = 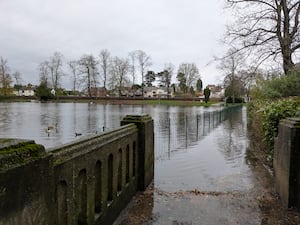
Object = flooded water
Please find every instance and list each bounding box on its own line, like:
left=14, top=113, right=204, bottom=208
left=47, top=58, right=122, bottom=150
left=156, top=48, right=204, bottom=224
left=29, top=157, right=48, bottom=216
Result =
left=154, top=107, right=250, bottom=193
left=2, top=102, right=289, bottom=224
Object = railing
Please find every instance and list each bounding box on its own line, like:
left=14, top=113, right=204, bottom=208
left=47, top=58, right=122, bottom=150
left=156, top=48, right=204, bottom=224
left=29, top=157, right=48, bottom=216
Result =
left=154, top=105, right=242, bottom=161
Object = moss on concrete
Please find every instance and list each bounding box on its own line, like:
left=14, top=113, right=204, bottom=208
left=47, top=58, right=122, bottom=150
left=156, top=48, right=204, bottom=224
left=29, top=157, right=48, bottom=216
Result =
left=0, top=139, right=45, bottom=171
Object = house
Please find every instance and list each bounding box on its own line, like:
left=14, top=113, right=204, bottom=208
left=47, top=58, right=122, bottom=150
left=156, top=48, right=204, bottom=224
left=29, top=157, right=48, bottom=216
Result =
left=143, top=86, right=173, bottom=98
left=86, top=87, right=107, bottom=97
left=156, top=87, right=173, bottom=98
left=144, top=87, right=158, bottom=97
left=13, top=86, right=35, bottom=97
left=207, top=85, right=225, bottom=99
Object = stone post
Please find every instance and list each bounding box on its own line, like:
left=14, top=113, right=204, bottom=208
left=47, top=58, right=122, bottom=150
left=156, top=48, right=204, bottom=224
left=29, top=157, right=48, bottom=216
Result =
left=121, top=115, right=154, bottom=191
left=0, top=139, right=54, bottom=225
left=274, top=118, right=300, bottom=208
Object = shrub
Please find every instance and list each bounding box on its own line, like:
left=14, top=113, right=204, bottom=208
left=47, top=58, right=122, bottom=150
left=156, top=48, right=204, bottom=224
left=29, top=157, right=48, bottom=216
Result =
left=226, top=96, right=244, bottom=103
left=251, top=72, right=300, bottom=100
left=248, top=97, right=300, bottom=163
left=261, top=98, right=300, bottom=158
left=35, top=83, right=54, bottom=101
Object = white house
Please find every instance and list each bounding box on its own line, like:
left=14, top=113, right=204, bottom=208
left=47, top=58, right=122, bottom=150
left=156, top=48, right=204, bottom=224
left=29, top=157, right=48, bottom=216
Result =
left=144, top=87, right=158, bottom=97
left=144, top=86, right=173, bottom=98
left=13, top=89, right=35, bottom=97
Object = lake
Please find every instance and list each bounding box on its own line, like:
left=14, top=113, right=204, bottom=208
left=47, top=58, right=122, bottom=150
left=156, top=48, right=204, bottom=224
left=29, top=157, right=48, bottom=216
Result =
left=1, top=102, right=255, bottom=224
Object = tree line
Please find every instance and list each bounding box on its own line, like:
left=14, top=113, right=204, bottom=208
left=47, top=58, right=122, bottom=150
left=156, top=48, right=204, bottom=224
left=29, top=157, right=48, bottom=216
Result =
left=0, top=50, right=203, bottom=98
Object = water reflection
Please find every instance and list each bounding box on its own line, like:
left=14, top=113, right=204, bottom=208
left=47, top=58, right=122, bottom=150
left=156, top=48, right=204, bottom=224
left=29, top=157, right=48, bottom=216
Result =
left=217, top=107, right=247, bottom=166
left=154, top=106, right=251, bottom=192
left=154, top=106, right=233, bottom=162
left=0, top=103, right=248, bottom=191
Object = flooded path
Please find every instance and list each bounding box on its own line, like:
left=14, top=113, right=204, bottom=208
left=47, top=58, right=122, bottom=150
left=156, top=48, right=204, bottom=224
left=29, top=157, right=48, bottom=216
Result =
left=1, top=102, right=299, bottom=224
left=115, top=106, right=300, bottom=225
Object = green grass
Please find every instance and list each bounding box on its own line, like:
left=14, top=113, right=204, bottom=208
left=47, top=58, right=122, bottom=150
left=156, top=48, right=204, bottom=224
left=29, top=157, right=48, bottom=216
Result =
left=130, top=99, right=213, bottom=106
left=0, top=96, right=219, bottom=106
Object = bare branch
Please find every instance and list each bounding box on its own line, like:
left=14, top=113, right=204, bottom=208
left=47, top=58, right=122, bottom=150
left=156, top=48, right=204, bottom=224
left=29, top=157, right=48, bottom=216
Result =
left=225, top=0, right=300, bottom=74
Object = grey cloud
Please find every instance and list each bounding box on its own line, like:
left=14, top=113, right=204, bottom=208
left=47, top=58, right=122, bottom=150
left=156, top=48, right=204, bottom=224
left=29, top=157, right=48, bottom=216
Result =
left=0, top=0, right=228, bottom=87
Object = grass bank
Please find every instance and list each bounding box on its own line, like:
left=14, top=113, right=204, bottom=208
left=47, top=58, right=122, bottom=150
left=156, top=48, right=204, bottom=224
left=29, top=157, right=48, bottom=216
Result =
left=102, top=99, right=214, bottom=106
left=0, top=96, right=219, bottom=107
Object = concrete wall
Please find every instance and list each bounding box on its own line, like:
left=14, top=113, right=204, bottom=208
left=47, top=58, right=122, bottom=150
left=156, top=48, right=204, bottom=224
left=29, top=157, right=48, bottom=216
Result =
left=0, top=139, right=54, bottom=225
left=0, top=115, right=154, bottom=225
left=274, top=117, right=300, bottom=208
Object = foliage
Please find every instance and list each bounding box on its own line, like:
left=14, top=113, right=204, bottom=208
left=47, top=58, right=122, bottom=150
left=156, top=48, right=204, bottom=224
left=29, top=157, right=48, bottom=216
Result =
left=261, top=98, right=300, bottom=154
left=203, top=87, right=211, bottom=103
left=145, top=71, right=156, bottom=87
left=177, top=72, right=187, bottom=93
left=252, top=72, right=300, bottom=99
left=248, top=69, right=300, bottom=163
left=157, top=64, right=174, bottom=98
left=189, top=86, right=195, bottom=96
left=248, top=97, right=300, bottom=162
left=176, top=63, right=200, bottom=93
left=35, top=82, right=53, bottom=101
left=196, top=79, right=202, bottom=92
left=226, top=96, right=244, bottom=103
left=224, top=75, right=245, bottom=102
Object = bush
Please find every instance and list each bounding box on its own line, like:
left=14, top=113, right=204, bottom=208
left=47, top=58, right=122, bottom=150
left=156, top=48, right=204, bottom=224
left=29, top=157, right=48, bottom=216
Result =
left=226, top=96, right=244, bottom=103
left=248, top=71, right=300, bottom=164
left=251, top=98, right=300, bottom=161
left=251, top=72, right=300, bottom=100
left=35, top=83, right=54, bottom=101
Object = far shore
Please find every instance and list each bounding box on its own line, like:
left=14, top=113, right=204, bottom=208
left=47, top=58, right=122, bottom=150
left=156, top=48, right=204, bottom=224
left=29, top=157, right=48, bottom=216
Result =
left=0, top=96, right=224, bottom=107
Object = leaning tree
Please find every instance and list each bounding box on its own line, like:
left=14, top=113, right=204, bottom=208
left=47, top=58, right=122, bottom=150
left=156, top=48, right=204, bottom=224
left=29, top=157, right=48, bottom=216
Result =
left=225, top=0, right=300, bottom=74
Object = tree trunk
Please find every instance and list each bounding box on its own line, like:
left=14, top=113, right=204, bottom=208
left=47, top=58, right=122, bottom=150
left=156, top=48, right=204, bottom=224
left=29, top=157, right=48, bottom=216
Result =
left=282, top=48, right=294, bottom=74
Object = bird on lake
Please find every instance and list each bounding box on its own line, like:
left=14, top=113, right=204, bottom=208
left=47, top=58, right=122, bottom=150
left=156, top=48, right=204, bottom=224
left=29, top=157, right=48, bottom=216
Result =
left=75, top=132, right=82, bottom=137
left=45, top=127, right=53, bottom=137
left=45, top=123, right=58, bottom=136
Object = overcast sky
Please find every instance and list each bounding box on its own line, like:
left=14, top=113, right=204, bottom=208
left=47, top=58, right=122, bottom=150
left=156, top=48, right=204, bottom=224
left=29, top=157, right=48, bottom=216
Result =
left=0, top=0, right=231, bottom=89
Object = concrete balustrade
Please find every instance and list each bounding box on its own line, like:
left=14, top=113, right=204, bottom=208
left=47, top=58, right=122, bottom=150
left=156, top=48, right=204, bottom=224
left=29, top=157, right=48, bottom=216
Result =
left=274, top=117, right=300, bottom=208
left=0, top=115, right=154, bottom=225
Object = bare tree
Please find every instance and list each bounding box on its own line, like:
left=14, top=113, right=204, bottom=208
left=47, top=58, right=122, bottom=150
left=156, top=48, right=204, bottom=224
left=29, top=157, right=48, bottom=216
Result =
left=68, top=60, right=79, bottom=94
left=109, top=57, right=130, bottom=96
left=99, top=49, right=110, bottom=90
left=238, top=68, right=260, bottom=99
left=218, top=48, right=246, bottom=102
left=225, top=0, right=300, bottom=74
left=13, top=71, right=22, bottom=85
left=135, top=50, right=152, bottom=86
left=12, top=71, right=22, bottom=94
left=0, top=57, right=12, bottom=96
left=177, top=63, right=200, bottom=93
left=48, top=52, right=64, bottom=91
left=78, top=54, right=99, bottom=98
left=128, top=51, right=137, bottom=85
left=38, top=61, right=50, bottom=86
